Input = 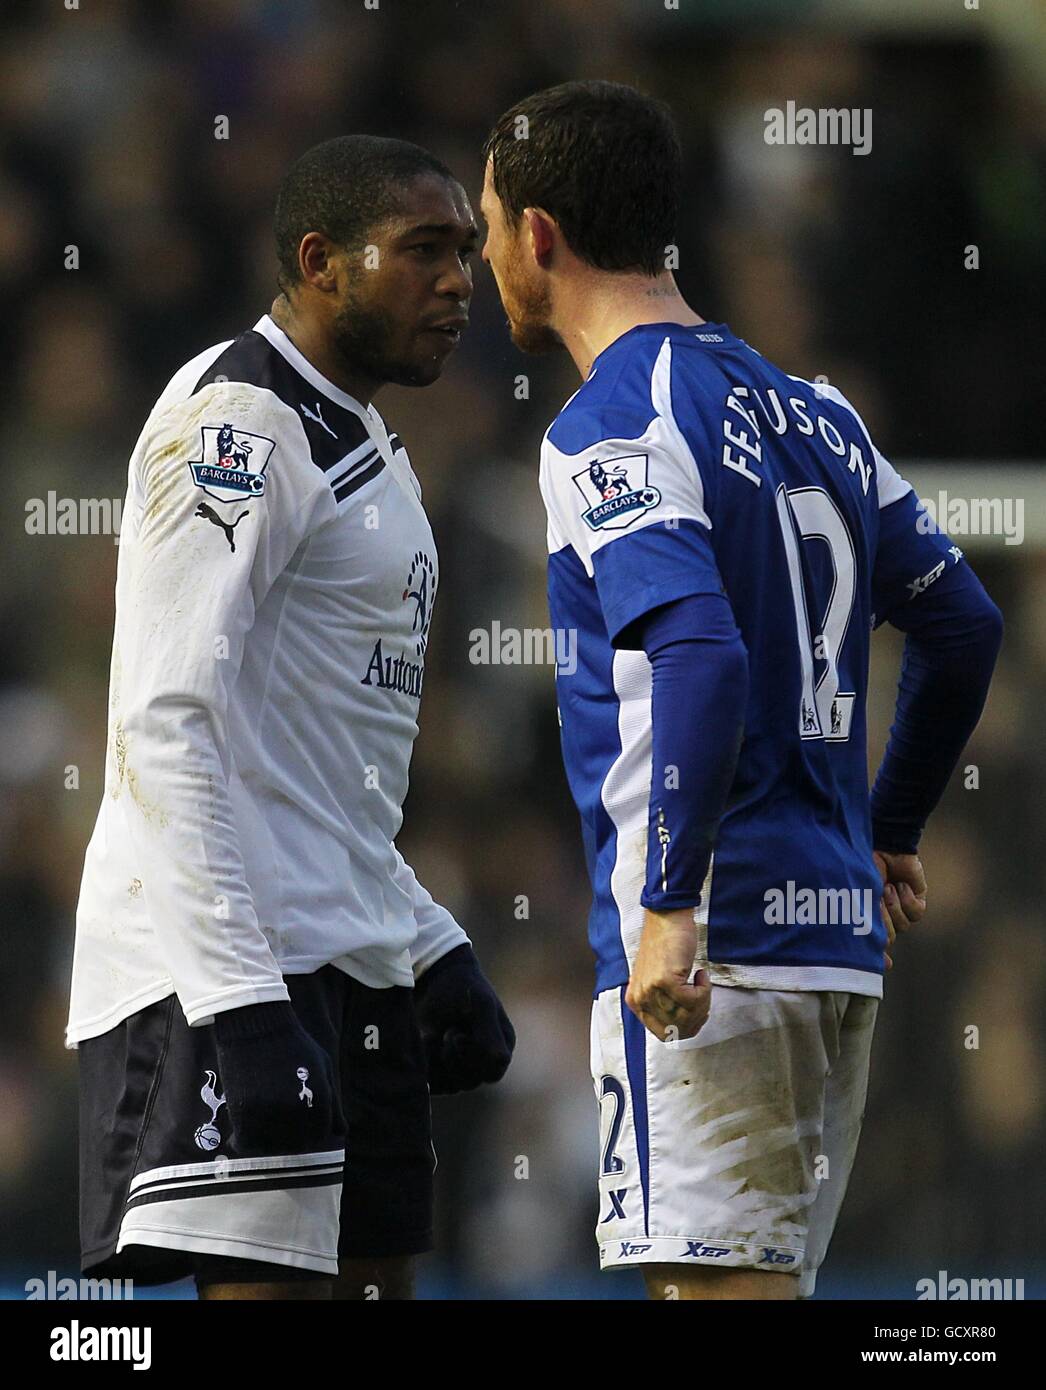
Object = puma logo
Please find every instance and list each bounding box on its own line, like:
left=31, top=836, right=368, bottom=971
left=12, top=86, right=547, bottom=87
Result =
left=301, top=400, right=337, bottom=439
left=195, top=502, right=249, bottom=552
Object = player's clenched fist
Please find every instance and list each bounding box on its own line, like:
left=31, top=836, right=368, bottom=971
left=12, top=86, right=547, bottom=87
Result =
left=214, top=1000, right=341, bottom=1152
left=414, top=945, right=515, bottom=1094
left=873, top=850, right=927, bottom=970
left=626, top=908, right=712, bottom=1042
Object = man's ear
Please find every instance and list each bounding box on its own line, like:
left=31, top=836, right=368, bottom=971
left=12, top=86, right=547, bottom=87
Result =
left=298, top=232, right=339, bottom=291
left=522, top=207, right=556, bottom=267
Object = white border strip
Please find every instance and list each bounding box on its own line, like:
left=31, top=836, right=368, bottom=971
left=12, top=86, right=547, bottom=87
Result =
left=129, top=1149, right=345, bottom=1196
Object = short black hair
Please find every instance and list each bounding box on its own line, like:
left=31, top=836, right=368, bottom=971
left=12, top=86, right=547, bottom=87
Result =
left=274, top=135, right=455, bottom=290
left=482, top=81, right=682, bottom=277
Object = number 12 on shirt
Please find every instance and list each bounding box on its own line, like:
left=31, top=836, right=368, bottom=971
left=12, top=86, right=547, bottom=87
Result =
left=775, top=484, right=857, bottom=743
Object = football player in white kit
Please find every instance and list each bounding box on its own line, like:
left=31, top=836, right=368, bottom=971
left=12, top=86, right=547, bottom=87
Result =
left=70, top=136, right=513, bottom=1300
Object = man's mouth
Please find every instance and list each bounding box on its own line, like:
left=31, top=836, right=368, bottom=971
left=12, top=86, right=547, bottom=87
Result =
left=422, top=317, right=468, bottom=345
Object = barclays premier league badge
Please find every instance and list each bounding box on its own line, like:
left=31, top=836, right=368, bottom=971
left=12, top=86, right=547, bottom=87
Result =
left=189, top=423, right=275, bottom=503
left=572, top=453, right=661, bottom=531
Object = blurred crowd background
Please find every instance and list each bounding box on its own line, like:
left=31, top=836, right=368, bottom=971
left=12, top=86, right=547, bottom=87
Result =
left=1, top=0, right=1044, bottom=1298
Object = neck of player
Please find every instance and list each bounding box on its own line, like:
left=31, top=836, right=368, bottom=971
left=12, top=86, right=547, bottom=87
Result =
left=557, top=271, right=704, bottom=380
left=270, top=295, right=383, bottom=407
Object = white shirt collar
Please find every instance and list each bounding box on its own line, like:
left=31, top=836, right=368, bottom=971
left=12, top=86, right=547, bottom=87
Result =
left=253, top=314, right=377, bottom=426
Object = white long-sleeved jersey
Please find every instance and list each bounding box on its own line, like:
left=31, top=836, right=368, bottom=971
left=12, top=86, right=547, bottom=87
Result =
left=66, top=314, right=467, bottom=1046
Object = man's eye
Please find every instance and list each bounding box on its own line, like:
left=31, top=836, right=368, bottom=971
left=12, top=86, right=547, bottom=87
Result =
left=460, top=247, right=476, bottom=262
left=411, top=243, right=437, bottom=255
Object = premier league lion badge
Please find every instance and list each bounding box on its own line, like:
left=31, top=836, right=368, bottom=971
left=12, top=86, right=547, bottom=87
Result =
left=572, top=453, right=661, bottom=531
left=188, top=423, right=275, bottom=503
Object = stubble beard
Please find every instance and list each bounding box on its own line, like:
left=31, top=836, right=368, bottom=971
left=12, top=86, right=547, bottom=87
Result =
left=502, top=261, right=561, bottom=356
left=331, top=284, right=439, bottom=389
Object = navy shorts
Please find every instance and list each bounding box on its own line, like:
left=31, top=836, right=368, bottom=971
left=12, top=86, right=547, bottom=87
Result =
left=79, top=966, right=434, bottom=1285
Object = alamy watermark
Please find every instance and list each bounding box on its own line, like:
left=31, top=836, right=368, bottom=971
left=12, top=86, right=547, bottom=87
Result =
left=764, top=101, right=872, bottom=157
left=916, top=1270, right=1024, bottom=1301
left=764, top=880, right=874, bottom=935
left=25, top=493, right=122, bottom=543
left=917, top=492, right=1024, bottom=545
left=469, top=621, right=577, bottom=675
left=50, top=1322, right=151, bottom=1371
left=30, top=1272, right=149, bottom=1369
left=26, top=1271, right=134, bottom=1300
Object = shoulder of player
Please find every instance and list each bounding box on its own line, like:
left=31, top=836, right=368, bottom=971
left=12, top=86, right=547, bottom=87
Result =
left=783, top=371, right=894, bottom=464
left=142, top=376, right=309, bottom=463
left=144, top=336, right=388, bottom=493
left=786, top=373, right=868, bottom=432
left=543, top=325, right=721, bottom=460
left=148, top=337, right=237, bottom=418
left=144, top=331, right=306, bottom=438
left=785, top=372, right=907, bottom=505
left=544, top=377, right=658, bottom=462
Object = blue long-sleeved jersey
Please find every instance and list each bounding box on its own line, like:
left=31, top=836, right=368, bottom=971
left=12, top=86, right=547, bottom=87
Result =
left=539, top=321, right=995, bottom=997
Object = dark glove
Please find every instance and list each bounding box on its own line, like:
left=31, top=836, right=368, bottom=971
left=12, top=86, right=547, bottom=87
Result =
left=214, top=1000, right=340, bottom=1153
left=413, top=945, right=515, bottom=1095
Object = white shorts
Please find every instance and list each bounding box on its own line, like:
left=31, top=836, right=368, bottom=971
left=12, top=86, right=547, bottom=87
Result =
left=591, top=984, right=877, bottom=1297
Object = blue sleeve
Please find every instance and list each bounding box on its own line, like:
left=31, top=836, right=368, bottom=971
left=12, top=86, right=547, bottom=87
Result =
left=870, top=561, right=1003, bottom=853
left=872, top=489, right=965, bottom=629
left=620, top=593, right=749, bottom=911
left=592, top=519, right=726, bottom=647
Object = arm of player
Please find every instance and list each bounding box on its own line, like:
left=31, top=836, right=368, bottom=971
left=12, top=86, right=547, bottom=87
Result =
left=868, top=466, right=1003, bottom=944
left=394, top=848, right=515, bottom=1093
left=622, top=594, right=748, bottom=1041
left=119, top=381, right=333, bottom=1026
left=634, top=595, right=748, bottom=914
left=395, top=848, right=471, bottom=978
left=541, top=403, right=725, bottom=628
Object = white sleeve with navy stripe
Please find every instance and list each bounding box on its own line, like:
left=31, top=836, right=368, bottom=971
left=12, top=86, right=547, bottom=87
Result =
left=68, top=314, right=465, bottom=1044
left=539, top=321, right=965, bottom=999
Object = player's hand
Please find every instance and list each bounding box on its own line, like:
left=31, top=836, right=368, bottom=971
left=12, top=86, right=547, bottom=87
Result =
left=873, top=850, right=927, bottom=970
left=214, top=1001, right=341, bottom=1153
left=414, top=945, right=515, bottom=1094
left=626, top=907, right=711, bottom=1042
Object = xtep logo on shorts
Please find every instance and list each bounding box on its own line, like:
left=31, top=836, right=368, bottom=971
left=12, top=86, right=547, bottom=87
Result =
left=759, top=1247, right=798, bottom=1265
left=189, top=423, right=275, bottom=502
left=573, top=454, right=661, bottom=531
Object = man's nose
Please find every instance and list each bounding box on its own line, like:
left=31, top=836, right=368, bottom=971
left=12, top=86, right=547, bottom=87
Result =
left=439, top=259, right=472, bottom=300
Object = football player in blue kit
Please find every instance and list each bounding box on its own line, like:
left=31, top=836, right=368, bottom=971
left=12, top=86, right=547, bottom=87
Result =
left=479, top=82, right=1001, bottom=1300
